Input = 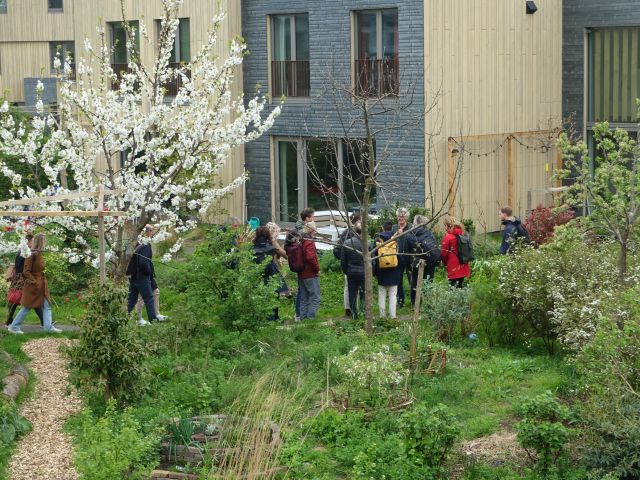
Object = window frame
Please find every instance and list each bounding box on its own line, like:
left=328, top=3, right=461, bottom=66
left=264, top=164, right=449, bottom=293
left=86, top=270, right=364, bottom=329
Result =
left=48, top=41, right=75, bottom=73
left=48, top=0, right=63, bottom=13
left=269, top=12, right=310, bottom=98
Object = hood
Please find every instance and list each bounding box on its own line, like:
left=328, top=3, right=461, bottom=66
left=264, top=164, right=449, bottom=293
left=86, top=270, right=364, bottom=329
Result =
left=502, top=217, right=521, bottom=226
left=294, top=220, right=305, bottom=230
left=254, top=234, right=271, bottom=247
left=449, top=226, right=465, bottom=235
left=379, top=231, right=394, bottom=241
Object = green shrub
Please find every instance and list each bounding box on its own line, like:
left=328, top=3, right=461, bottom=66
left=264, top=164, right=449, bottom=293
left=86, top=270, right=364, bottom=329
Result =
left=0, top=402, right=31, bottom=446
left=515, top=391, right=574, bottom=477
left=421, top=281, right=470, bottom=343
left=67, top=280, right=148, bottom=405
left=73, top=401, right=161, bottom=480
left=185, top=228, right=279, bottom=331
left=319, top=250, right=341, bottom=272
left=43, top=251, right=77, bottom=297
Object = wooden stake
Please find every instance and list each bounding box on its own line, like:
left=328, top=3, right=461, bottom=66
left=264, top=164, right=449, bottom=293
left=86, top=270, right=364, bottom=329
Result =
left=447, top=138, right=456, bottom=215
left=507, top=136, right=514, bottom=207
left=409, top=260, right=425, bottom=373
left=97, top=185, right=106, bottom=286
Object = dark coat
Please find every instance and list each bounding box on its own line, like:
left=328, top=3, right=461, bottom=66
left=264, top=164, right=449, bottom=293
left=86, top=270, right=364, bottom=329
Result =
left=441, top=227, right=471, bottom=280
left=500, top=218, right=523, bottom=254
left=253, top=234, right=278, bottom=282
left=374, top=231, right=402, bottom=286
left=341, top=236, right=366, bottom=278
left=405, top=225, right=438, bottom=269
left=21, top=252, right=50, bottom=309
left=131, top=243, right=154, bottom=279
left=333, top=227, right=358, bottom=260
left=299, top=237, right=320, bottom=280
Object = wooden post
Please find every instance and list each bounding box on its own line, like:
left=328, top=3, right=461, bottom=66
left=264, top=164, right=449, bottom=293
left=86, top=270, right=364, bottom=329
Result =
left=507, top=135, right=514, bottom=207
left=409, top=259, right=425, bottom=373
left=97, top=184, right=106, bottom=286
left=555, top=147, right=563, bottom=188
left=447, top=137, right=456, bottom=215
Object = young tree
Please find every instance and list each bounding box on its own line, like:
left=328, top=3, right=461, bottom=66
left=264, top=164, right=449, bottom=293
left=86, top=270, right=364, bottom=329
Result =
left=556, top=110, right=640, bottom=283
left=0, top=0, right=280, bottom=275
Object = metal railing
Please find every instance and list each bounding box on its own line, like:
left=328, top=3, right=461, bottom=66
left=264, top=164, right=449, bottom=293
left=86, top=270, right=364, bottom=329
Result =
left=354, top=57, right=399, bottom=97
left=271, top=60, right=310, bottom=97
left=163, top=62, right=191, bottom=97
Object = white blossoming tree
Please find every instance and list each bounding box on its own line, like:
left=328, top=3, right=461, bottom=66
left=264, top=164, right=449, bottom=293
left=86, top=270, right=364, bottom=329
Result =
left=0, top=0, right=280, bottom=276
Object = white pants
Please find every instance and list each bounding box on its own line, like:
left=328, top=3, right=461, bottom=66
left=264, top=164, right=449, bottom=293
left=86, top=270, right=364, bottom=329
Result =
left=378, top=285, right=398, bottom=319
left=343, top=275, right=350, bottom=309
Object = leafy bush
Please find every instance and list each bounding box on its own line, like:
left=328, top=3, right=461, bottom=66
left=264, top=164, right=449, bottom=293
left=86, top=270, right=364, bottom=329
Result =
left=319, top=250, right=341, bottom=272
left=0, top=402, right=31, bottom=445
left=43, top=251, right=78, bottom=297
left=73, top=401, right=161, bottom=480
left=516, top=391, right=574, bottom=477
left=184, top=228, right=279, bottom=330
left=421, top=281, right=471, bottom=343
left=498, top=224, right=617, bottom=352
left=524, top=205, right=575, bottom=246
left=67, top=280, right=148, bottom=404
left=577, top=313, right=640, bottom=478
left=368, top=202, right=430, bottom=238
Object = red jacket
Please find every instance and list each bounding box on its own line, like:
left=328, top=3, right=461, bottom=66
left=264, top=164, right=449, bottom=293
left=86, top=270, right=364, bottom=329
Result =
left=441, top=227, right=471, bottom=280
left=299, top=238, right=320, bottom=279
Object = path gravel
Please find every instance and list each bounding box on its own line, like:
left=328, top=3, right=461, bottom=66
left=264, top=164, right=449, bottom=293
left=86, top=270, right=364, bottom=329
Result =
left=8, top=338, right=82, bottom=480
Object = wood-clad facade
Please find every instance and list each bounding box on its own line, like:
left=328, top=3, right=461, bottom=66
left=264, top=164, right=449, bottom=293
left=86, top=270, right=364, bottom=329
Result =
left=0, top=0, right=246, bottom=222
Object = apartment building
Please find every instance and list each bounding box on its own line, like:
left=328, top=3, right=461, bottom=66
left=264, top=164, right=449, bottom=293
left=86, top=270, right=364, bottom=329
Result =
left=242, top=0, right=563, bottom=231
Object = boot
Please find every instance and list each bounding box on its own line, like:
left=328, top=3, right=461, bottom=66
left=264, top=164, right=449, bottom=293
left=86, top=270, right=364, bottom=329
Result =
left=345, top=308, right=352, bottom=318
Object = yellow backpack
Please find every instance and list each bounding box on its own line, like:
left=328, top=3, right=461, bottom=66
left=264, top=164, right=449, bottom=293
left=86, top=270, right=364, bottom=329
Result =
left=378, top=239, right=399, bottom=269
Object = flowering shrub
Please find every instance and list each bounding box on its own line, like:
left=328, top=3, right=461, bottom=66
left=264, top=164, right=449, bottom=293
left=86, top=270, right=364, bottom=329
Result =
left=333, top=342, right=407, bottom=406
left=524, top=205, right=574, bottom=246
left=421, top=281, right=471, bottom=343
left=498, top=224, right=617, bottom=352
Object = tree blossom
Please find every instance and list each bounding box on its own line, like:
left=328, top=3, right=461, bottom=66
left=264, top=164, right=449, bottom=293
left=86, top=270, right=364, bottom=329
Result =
left=0, top=0, right=281, bottom=275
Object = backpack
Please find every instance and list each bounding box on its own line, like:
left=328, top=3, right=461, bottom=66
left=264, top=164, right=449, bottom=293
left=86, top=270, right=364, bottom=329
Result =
left=455, top=233, right=475, bottom=264
left=414, top=230, right=441, bottom=268
left=516, top=223, right=531, bottom=244
left=378, top=238, right=399, bottom=269
left=284, top=229, right=306, bottom=273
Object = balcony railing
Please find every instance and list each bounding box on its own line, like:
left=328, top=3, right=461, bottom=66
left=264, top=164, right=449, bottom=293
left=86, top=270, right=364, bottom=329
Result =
left=354, top=57, right=399, bottom=97
left=163, top=63, right=191, bottom=97
left=111, top=63, right=132, bottom=90
left=271, top=60, right=310, bottom=98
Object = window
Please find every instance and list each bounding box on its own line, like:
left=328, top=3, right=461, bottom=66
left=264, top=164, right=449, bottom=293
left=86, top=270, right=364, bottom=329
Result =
left=109, top=21, right=140, bottom=89
left=271, top=14, right=310, bottom=97
left=0, top=0, right=6, bottom=14
left=588, top=27, right=640, bottom=125
left=274, top=138, right=376, bottom=222
left=155, top=18, right=191, bottom=96
left=49, top=41, right=75, bottom=77
left=48, top=0, right=63, bottom=12
left=354, top=9, right=398, bottom=96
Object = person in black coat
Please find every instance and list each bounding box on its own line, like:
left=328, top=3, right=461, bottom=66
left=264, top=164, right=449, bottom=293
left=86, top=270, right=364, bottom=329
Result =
left=375, top=222, right=402, bottom=320
left=126, top=238, right=159, bottom=326
left=253, top=226, right=280, bottom=321
left=333, top=213, right=361, bottom=318
left=341, top=221, right=366, bottom=320
left=404, top=215, right=437, bottom=308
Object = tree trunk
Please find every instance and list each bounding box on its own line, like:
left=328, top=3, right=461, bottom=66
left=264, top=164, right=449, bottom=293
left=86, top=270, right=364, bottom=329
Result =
left=618, top=240, right=628, bottom=285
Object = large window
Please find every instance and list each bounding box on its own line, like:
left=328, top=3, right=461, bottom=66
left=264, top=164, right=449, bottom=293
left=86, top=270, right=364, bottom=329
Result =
left=48, top=0, right=63, bottom=12
left=156, top=18, right=191, bottom=96
left=49, top=41, right=75, bottom=76
left=110, top=21, right=140, bottom=89
left=271, top=14, right=310, bottom=98
left=275, top=138, right=376, bottom=223
left=0, top=0, right=6, bottom=14
left=588, top=27, right=640, bottom=125
left=354, top=9, right=398, bottom=96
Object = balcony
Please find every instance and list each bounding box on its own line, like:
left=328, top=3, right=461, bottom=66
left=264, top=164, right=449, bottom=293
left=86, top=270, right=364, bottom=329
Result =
left=354, top=57, right=399, bottom=97
left=111, top=63, right=133, bottom=91
left=271, top=60, right=310, bottom=98
left=163, top=63, right=191, bottom=97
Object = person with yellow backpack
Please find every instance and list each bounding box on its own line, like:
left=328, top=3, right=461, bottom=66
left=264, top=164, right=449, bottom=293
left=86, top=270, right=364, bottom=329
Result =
left=374, top=221, right=402, bottom=320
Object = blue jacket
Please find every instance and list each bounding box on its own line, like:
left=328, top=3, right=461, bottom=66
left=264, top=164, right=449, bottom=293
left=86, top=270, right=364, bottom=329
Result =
left=500, top=218, right=523, bottom=254
left=374, top=231, right=402, bottom=287
left=133, top=243, right=153, bottom=278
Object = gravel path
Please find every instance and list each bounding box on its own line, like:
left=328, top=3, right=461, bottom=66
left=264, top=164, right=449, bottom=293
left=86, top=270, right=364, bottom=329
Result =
left=8, top=338, right=82, bottom=480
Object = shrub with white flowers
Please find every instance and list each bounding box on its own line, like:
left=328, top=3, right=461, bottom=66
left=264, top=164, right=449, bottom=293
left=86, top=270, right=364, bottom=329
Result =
left=0, top=0, right=281, bottom=275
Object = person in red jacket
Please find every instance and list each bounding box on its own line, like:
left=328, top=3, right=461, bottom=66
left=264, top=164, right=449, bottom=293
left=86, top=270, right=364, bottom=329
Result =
left=298, top=221, right=321, bottom=320
left=441, top=216, right=471, bottom=288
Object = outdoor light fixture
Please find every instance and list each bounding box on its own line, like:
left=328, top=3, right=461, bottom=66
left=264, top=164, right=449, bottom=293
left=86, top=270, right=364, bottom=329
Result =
left=526, top=1, right=538, bottom=14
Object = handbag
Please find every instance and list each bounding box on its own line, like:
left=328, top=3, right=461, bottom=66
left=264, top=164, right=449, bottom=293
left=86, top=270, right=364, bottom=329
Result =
left=6, top=288, right=22, bottom=305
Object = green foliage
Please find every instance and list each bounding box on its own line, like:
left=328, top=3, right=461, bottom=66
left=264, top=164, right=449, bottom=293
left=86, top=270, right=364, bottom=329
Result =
left=67, top=280, right=148, bottom=405
left=73, top=401, right=161, bottom=480
left=368, top=202, right=430, bottom=238
left=515, top=391, right=574, bottom=477
left=461, top=218, right=476, bottom=236
left=577, top=313, right=640, bottom=478
left=0, top=402, right=31, bottom=445
left=318, top=250, right=341, bottom=272
left=421, top=281, right=471, bottom=343
left=43, top=251, right=77, bottom=297
left=185, top=228, right=279, bottom=330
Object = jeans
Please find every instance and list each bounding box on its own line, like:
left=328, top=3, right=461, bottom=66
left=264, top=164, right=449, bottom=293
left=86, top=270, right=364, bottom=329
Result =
left=449, top=278, right=466, bottom=288
left=295, top=287, right=301, bottom=318
left=298, top=277, right=320, bottom=320
left=410, top=266, right=435, bottom=308
left=378, top=285, right=398, bottom=319
left=343, top=275, right=350, bottom=310
left=6, top=303, right=44, bottom=326
left=10, top=299, right=53, bottom=331
left=128, top=276, right=157, bottom=320
left=347, top=274, right=365, bottom=320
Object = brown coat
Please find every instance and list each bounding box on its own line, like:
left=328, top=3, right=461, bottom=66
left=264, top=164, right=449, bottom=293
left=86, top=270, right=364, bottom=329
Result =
left=20, top=253, right=50, bottom=309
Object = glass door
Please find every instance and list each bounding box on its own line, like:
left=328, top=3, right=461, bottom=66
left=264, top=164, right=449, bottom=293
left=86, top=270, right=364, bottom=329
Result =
left=277, top=140, right=301, bottom=223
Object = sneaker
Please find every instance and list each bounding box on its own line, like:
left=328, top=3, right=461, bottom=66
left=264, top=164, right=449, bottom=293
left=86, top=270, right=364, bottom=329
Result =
left=46, top=326, right=63, bottom=333
left=345, top=308, right=352, bottom=318
left=137, top=319, right=150, bottom=327
left=7, top=326, right=24, bottom=335
left=156, top=314, right=168, bottom=322
left=294, top=316, right=302, bottom=323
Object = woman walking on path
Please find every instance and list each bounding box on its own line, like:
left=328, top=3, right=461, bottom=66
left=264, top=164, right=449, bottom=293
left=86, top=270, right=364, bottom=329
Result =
left=8, top=234, right=61, bottom=334
left=5, top=235, right=45, bottom=327
left=441, top=216, right=471, bottom=288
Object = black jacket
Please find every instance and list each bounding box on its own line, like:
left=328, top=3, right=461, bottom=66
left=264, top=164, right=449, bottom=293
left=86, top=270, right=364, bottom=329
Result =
left=333, top=227, right=358, bottom=260
left=129, top=243, right=153, bottom=280
left=341, top=235, right=366, bottom=278
left=374, top=231, right=402, bottom=287
left=405, top=225, right=438, bottom=270
left=253, top=234, right=278, bottom=281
